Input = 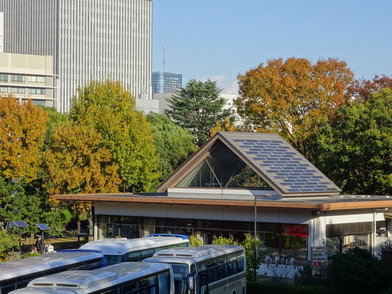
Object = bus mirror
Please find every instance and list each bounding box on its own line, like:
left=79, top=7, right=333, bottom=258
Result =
left=187, top=275, right=194, bottom=291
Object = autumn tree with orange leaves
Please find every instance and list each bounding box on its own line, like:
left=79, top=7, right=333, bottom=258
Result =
left=236, top=57, right=353, bottom=161
left=0, top=97, right=48, bottom=183
left=45, top=122, right=121, bottom=233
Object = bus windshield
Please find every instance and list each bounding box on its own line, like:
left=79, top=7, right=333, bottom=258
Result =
left=169, top=263, right=189, bottom=294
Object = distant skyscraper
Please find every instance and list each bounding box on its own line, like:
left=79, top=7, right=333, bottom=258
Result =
left=0, top=0, right=152, bottom=113
left=152, top=71, right=182, bottom=94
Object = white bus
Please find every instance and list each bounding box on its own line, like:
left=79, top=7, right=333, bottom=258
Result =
left=0, top=250, right=104, bottom=294
left=9, top=262, right=174, bottom=294
left=79, top=234, right=189, bottom=265
left=144, top=245, right=246, bottom=294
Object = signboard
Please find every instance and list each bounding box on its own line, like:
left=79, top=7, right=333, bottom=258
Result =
left=312, top=246, right=328, bottom=267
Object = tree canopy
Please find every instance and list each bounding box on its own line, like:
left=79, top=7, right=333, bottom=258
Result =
left=165, top=79, right=233, bottom=146
left=70, top=80, right=159, bottom=192
left=236, top=57, right=354, bottom=161
left=147, top=113, right=196, bottom=186
left=0, top=98, right=48, bottom=183
left=315, top=88, right=392, bottom=195
left=45, top=122, right=121, bottom=195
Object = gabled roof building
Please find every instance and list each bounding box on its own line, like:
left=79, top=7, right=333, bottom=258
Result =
left=55, top=132, right=392, bottom=266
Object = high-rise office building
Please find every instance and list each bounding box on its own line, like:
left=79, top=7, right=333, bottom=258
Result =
left=0, top=0, right=152, bottom=113
left=152, top=71, right=182, bottom=94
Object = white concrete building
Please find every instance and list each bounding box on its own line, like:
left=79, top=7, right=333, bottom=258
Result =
left=0, top=52, right=55, bottom=107
left=220, top=93, right=245, bottom=127
left=0, top=0, right=152, bottom=113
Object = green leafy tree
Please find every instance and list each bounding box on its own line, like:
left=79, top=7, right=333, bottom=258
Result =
left=40, top=106, right=69, bottom=149
left=0, top=229, right=17, bottom=262
left=42, top=208, right=73, bottom=237
left=241, top=234, right=264, bottom=281
left=189, top=235, right=203, bottom=247
left=70, top=80, right=159, bottom=192
left=326, top=247, right=390, bottom=290
left=0, top=97, right=48, bottom=183
left=165, top=79, right=233, bottom=146
left=147, top=113, right=196, bottom=186
left=236, top=57, right=353, bottom=161
left=211, top=235, right=239, bottom=245
left=315, top=88, right=392, bottom=194
left=0, top=177, right=43, bottom=236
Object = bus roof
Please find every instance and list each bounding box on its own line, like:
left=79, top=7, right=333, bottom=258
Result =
left=146, top=245, right=244, bottom=262
left=79, top=236, right=189, bottom=255
left=24, top=262, right=171, bottom=290
left=146, top=234, right=189, bottom=240
left=0, top=251, right=103, bottom=281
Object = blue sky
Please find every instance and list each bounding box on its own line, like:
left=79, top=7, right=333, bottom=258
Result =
left=152, top=0, right=392, bottom=94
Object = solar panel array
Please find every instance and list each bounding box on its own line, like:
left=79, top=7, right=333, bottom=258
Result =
left=224, top=134, right=341, bottom=195
left=36, top=223, right=51, bottom=231
left=13, top=221, right=28, bottom=228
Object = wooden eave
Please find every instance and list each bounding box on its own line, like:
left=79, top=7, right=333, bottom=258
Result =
left=54, top=193, right=392, bottom=212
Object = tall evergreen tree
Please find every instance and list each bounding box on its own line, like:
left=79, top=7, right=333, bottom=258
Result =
left=165, top=79, right=233, bottom=146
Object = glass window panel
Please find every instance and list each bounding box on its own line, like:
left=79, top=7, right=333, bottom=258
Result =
left=0, top=74, right=8, bottom=82
left=11, top=87, right=25, bottom=93
left=11, top=75, right=25, bottom=82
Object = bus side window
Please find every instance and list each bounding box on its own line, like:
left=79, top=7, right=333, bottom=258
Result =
left=140, top=275, right=158, bottom=294
left=199, top=273, right=208, bottom=294
left=206, top=259, right=217, bottom=282
left=100, top=287, right=118, bottom=294
left=141, top=249, right=155, bottom=259
left=217, top=257, right=227, bottom=279
left=227, top=254, right=237, bottom=275
left=126, top=252, right=142, bottom=262
left=237, top=254, right=245, bottom=272
left=122, top=281, right=139, bottom=294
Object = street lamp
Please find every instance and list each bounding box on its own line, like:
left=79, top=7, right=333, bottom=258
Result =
left=253, top=195, right=257, bottom=280
left=253, top=194, right=272, bottom=280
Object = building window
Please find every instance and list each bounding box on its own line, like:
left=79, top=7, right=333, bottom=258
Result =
left=32, top=100, right=45, bottom=106
left=11, top=75, right=25, bottom=83
left=28, top=76, right=45, bottom=83
left=0, top=87, right=8, bottom=93
left=28, top=88, right=45, bottom=95
left=0, top=74, right=8, bottom=82
left=11, top=87, right=25, bottom=94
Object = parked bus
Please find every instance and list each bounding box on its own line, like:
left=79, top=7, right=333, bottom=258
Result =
left=9, top=262, right=174, bottom=294
left=144, top=245, right=246, bottom=294
left=79, top=234, right=189, bottom=265
left=0, top=250, right=104, bottom=294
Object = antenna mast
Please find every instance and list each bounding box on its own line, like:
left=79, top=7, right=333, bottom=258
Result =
left=163, top=46, right=166, bottom=72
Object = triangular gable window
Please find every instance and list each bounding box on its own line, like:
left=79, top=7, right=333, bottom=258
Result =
left=176, top=142, right=271, bottom=190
